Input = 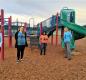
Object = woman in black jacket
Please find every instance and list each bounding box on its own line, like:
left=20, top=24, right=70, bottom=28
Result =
left=15, top=27, right=28, bottom=63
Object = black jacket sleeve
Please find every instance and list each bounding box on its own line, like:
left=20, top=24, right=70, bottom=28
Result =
left=15, top=31, right=18, bottom=48
left=15, top=31, right=18, bottom=40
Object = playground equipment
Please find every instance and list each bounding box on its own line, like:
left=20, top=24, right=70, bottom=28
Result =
left=4, top=16, right=12, bottom=48
left=37, top=7, right=86, bottom=49
left=37, top=15, right=59, bottom=45
left=28, top=19, right=40, bottom=49
left=29, top=18, right=34, bottom=27
left=0, top=7, right=86, bottom=61
left=29, top=35, right=39, bottom=50
left=0, top=9, right=4, bottom=60
left=29, top=27, right=39, bottom=49
left=24, top=22, right=27, bottom=32
left=60, top=8, right=86, bottom=48
left=56, top=13, right=58, bottom=45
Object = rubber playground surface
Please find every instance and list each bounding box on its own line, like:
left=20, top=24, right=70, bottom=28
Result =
left=0, top=37, right=86, bottom=80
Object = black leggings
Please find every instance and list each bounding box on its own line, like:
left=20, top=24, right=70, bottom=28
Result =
left=17, top=45, right=25, bottom=60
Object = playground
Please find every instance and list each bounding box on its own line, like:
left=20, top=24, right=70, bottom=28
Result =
left=0, top=6, right=86, bottom=80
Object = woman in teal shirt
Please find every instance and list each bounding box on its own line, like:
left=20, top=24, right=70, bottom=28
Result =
left=64, top=27, right=72, bottom=60
left=15, top=26, right=28, bottom=63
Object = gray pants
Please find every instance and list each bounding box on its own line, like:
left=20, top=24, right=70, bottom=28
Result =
left=64, top=42, right=71, bottom=59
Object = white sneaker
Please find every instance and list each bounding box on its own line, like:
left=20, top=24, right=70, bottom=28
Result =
left=20, top=59, right=23, bottom=62
left=16, top=60, right=20, bottom=63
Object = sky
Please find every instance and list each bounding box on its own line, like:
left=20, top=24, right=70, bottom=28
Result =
left=0, top=0, right=86, bottom=25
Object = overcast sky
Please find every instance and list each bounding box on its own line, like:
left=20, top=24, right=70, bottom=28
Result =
left=0, top=0, right=86, bottom=25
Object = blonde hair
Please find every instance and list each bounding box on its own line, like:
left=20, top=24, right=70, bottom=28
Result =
left=64, top=27, right=69, bottom=32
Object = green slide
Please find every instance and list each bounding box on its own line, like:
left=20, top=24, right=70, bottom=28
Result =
left=61, top=20, right=86, bottom=49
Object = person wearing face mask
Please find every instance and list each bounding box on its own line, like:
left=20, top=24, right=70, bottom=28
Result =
left=40, top=32, right=48, bottom=55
